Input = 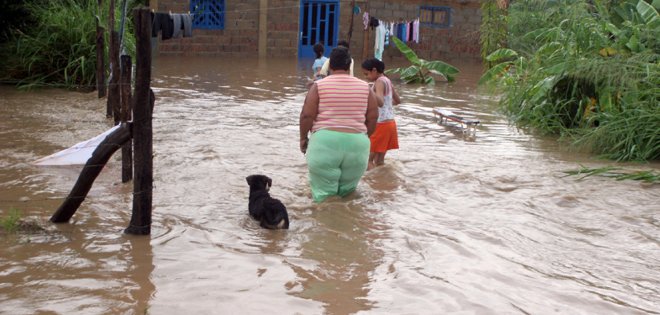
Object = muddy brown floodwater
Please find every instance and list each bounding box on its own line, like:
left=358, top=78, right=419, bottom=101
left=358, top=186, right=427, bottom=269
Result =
left=1, top=56, right=659, bottom=315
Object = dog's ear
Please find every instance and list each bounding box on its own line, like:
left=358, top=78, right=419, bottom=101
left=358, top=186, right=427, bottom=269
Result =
left=266, top=176, right=272, bottom=188
left=246, top=175, right=254, bottom=186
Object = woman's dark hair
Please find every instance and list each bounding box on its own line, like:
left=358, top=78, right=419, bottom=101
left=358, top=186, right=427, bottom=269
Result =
left=329, top=47, right=351, bottom=71
left=313, top=42, right=324, bottom=59
left=361, top=58, right=385, bottom=73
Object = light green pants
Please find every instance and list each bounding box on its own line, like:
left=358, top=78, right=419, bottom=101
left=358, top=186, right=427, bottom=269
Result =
left=306, top=129, right=370, bottom=203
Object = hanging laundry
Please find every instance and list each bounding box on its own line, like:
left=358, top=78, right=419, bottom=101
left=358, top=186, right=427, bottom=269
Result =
left=182, top=13, right=193, bottom=37
left=388, top=22, right=394, bottom=44
left=171, top=13, right=183, bottom=38
left=369, top=16, right=380, bottom=29
left=152, top=12, right=193, bottom=40
left=403, top=22, right=409, bottom=42
left=363, top=12, right=370, bottom=30
left=384, top=22, right=390, bottom=46
left=374, top=22, right=387, bottom=60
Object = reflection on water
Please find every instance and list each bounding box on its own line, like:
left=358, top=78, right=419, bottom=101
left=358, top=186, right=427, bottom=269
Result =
left=0, top=56, right=659, bottom=314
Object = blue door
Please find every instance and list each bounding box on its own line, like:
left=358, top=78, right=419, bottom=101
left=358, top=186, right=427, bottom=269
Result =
left=299, top=0, right=339, bottom=58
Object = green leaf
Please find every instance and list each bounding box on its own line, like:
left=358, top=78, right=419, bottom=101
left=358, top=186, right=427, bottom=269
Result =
left=390, top=36, right=420, bottom=65
left=536, top=42, right=562, bottom=57
left=637, top=0, right=659, bottom=24
left=543, top=61, right=568, bottom=75
left=422, top=60, right=459, bottom=82
left=424, top=60, right=460, bottom=75
left=626, top=34, right=641, bottom=52
left=478, top=62, right=511, bottom=85
left=529, top=75, right=557, bottom=103
left=400, top=65, right=419, bottom=79
left=486, top=48, right=518, bottom=62
left=385, top=68, right=403, bottom=75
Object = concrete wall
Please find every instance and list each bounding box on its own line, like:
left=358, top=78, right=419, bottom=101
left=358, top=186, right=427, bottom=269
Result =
left=154, top=0, right=481, bottom=60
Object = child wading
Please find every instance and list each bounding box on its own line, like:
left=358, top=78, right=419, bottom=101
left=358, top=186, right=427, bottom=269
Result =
left=311, top=42, right=328, bottom=81
left=361, top=58, right=401, bottom=170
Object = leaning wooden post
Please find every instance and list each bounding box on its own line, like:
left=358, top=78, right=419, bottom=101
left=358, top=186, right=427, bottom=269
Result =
left=125, top=6, right=153, bottom=235
left=120, top=54, right=133, bottom=183
left=50, top=124, right=132, bottom=222
left=96, top=0, right=106, bottom=98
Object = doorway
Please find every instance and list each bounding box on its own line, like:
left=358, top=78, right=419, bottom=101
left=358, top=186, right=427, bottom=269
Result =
left=298, top=0, right=340, bottom=58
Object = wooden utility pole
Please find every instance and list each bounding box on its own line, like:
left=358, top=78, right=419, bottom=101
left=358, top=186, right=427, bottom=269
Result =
left=125, top=7, right=153, bottom=235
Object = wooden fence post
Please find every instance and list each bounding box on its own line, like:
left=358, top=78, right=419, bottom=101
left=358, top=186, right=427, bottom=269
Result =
left=96, top=0, right=106, bottom=98
left=120, top=55, right=133, bottom=183
left=107, top=0, right=120, bottom=120
left=125, top=7, right=153, bottom=235
left=108, top=31, right=121, bottom=122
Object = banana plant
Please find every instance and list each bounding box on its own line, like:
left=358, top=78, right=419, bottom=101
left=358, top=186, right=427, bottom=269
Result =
left=597, top=0, right=659, bottom=55
left=385, top=36, right=459, bottom=84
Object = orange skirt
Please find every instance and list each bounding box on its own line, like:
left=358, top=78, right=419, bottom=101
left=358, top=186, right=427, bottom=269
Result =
left=370, top=120, right=399, bottom=153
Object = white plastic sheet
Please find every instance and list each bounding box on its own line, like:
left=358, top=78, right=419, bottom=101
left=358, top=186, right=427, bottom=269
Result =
left=33, top=125, right=121, bottom=166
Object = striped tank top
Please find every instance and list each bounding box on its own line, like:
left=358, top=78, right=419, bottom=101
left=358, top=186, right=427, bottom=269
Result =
left=312, top=74, right=370, bottom=133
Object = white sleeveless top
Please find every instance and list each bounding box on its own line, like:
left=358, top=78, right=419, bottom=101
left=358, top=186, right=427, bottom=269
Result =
left=377, top=76, right=395, bottom=122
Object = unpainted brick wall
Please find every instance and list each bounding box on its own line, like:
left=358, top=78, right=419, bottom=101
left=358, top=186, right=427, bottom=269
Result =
left=355, top=0, right=481, bottom=61
left=155, top=0, right=481, bottom=59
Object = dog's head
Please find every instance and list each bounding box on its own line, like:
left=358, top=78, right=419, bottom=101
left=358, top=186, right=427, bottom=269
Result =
left=246, top=174, right=272, bottom=191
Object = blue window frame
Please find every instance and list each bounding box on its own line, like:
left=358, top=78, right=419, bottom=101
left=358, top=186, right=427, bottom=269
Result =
left=419, top=6, right=451, bottom=28
left=190, top=0, right=225, bottom=30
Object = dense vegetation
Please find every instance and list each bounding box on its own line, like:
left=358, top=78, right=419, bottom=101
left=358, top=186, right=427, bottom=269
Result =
left=0, top=0, right=141, bottom=89
left=480, top=0, right=659, bottom=161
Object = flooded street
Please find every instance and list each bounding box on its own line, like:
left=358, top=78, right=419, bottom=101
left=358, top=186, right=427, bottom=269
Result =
left=1, top=56, right=659, bottom=314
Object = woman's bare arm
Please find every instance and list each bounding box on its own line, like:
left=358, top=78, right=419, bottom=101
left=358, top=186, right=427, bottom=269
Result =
left=299, top=83, right=320, bottom=153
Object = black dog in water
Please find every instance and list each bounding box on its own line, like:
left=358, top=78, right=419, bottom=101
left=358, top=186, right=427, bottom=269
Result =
left=245, top=174, right=289, bottom=229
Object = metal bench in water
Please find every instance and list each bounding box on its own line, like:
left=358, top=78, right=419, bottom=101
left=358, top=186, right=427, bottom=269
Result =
left=433, top=108, right=480, bottom=135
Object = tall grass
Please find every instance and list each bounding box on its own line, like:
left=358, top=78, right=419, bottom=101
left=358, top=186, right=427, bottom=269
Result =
left=480, top=0, right=660, bottom=161
left=5, top=0, right=98, bottom=88
left=1, top=0, right=137, bottom=90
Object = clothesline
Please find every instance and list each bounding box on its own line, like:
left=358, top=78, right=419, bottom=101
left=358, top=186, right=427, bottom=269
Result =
left=364, top=12, right=420, bottom=60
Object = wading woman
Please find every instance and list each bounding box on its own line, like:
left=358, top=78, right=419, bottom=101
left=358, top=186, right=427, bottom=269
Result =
left=299, top=47, right=379, bottom=203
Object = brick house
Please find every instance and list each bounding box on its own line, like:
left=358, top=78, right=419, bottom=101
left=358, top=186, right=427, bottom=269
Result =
left=152, top=0, right=482, bottom=61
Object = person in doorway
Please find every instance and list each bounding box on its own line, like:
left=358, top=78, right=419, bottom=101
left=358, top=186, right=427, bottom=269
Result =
left=361, top=58, right=401, bottom=170
left=319, top=39, right=354, bottom=76
left=311, top=42, right=328, bottom=81
left=299, top=47, right=379, bottom=203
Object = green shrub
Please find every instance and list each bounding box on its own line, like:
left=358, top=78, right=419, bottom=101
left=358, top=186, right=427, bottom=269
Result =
left=479, top=0, right=660, bottom=161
